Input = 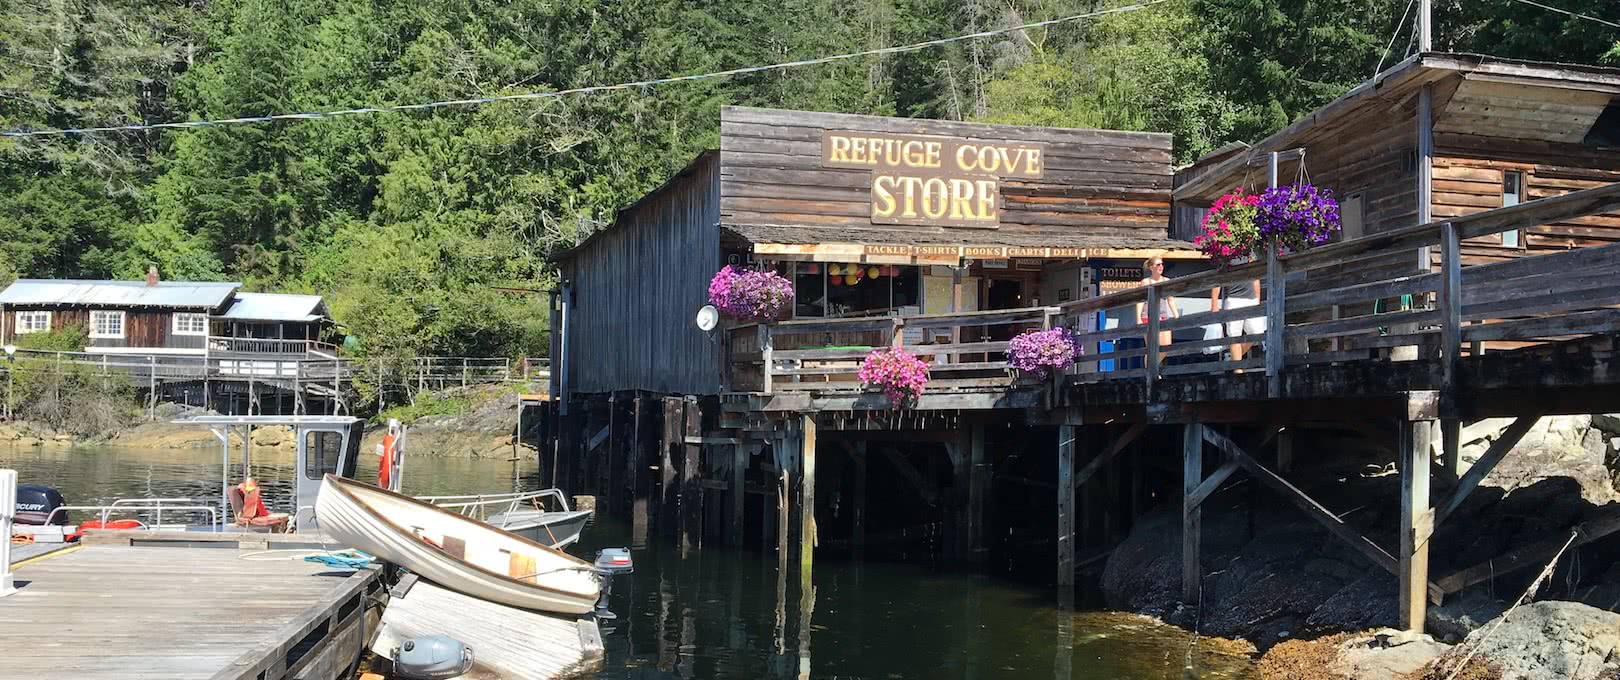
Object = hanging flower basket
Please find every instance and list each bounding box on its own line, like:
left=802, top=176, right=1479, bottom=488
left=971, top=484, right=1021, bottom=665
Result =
left=1194, top=187, right=1262, bottom=268
left=708, top=265, right=794, bottom=323
left=1006, top=327, right=1079, bottom=380
left=1194, top=184, right=1341, bottom=266
left=1255, top=183, right=1341, bottom=254
left=857, top=347, right=929, bottom=407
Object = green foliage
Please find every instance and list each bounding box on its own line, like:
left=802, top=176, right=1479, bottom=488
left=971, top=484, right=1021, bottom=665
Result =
left=15, top=326, right=87, bottom=352
left=2, top=0, right=1615, bottom=361
left=377, top=391, right=471, bottom=425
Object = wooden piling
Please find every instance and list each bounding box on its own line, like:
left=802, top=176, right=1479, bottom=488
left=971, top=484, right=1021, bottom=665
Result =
left=852, top=440, right=867, bottom=560
left=799, top=414, right=816, bottom=582
left=1399, top=419, right=1434, bottom=632
left=681, top=398, right=703, bottom=554
left=630, top=395, right=651, bottom=548
left=1183, top=422, right=1204, bottom=605
left=1057, top=424, right=1076, bottom=598
left=729, top=443, right=750, bottom=547
left=1277, top=427, right=1294, bottom=474
left=659, top=397, right=681, bottom=538
left=1441, top=418, right=1461, bottom=478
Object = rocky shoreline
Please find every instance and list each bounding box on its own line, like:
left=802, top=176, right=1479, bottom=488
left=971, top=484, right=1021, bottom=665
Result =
left=0, top=385, right=535, bottom=459
left=1104, top=414, right=1620, bottom=679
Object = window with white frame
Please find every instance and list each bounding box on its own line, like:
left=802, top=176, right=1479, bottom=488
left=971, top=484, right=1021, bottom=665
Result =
left=1501, top=172, right=1524, bottom=248
left=173, top=312, right=208, bottom=335
left=15, top=311, right=51, bottom=334
left=90, top=310, right=125, bottom=339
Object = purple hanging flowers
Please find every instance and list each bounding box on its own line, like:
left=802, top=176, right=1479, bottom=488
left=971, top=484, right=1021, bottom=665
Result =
left=708, top=265, right=794, bottom=323
left=1006, top=328, right=1079, bottom=379
left=1254, top=184, right=1341, bottom=255
left=858, top=347, right=930, bottom=407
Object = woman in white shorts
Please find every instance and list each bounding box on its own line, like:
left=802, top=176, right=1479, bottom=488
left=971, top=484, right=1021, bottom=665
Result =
left=1222, top=280, right=1265, bottom=360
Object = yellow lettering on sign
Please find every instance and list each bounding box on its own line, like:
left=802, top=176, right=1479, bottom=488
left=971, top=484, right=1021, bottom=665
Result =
left=922, top=178, right=948, bottom=219
left=1024, top=148, right=1042, bottom=176
left=872, top=175, right=898, bottom=217
left=976, top=180, right=997, bottom=220
left=829, top=135, right=851, bottom=163
left=897, top=176, right=922, bottom=218
left=902, top=140, right=926, bottom=167
left=948, top=178, right=974, bottom=219
left=924, top=142, right=942, bottom=168
left=850, top=137, right=868, bottom=164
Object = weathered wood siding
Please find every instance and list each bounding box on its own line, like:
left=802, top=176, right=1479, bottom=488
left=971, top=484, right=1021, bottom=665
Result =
left=719, top=107, right=1173, bottom=242
left=561, top=155, right=723, bottom=396
left=2, top=307, right=193, bottom=350
left=1432, top=139, right=1620, bottom=265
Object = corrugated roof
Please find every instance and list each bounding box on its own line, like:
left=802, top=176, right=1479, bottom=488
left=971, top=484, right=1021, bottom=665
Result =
left=217, top=292, right=327, bottom=322
left=0, top=279, right=240, bottom=309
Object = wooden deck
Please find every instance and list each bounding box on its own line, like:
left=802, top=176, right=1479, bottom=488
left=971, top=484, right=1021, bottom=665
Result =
left=371, top=577, right=602, bottom=680
left=724, top=181, right=1620, bottom=421
left=0, top=542, right=382, bottom=680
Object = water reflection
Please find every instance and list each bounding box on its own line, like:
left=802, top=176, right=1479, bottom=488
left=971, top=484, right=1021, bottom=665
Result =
left=2, top=445, right=1258, bottom=679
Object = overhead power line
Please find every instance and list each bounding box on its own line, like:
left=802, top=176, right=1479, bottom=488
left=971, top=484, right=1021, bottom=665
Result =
left=1507, top=0, right=1620, bottom=29
left=1, top=0, right=1175, bottom=139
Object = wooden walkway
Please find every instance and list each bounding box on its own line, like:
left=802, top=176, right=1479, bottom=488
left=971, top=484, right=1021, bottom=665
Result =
left=0, top=542, right=382, bottom=680
left=371, top=577, right=602, bottom=680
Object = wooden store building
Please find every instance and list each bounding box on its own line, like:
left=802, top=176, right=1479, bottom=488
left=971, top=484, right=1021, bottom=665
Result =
left=551, top=106, right=1200, bottom=403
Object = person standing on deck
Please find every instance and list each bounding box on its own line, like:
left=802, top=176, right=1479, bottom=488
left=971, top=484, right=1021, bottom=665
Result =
left=1135, top=256, right=1177, bottom=349
left=1219, top=277, right=1264, bottom=361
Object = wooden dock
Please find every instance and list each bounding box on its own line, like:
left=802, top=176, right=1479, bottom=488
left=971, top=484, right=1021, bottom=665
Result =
left=0, top=535, right=383, bottom=680
left=371, top=576, right=602, bottom=680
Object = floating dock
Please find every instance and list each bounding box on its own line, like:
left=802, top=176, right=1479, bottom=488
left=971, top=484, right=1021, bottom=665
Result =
left=0, top=532, right=383, bottom=680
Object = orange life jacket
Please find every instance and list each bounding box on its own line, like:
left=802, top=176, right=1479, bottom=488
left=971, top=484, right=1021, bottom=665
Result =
left=237, top=480, right=269, bottom=520
left=379, top=433, right=398, bottom=490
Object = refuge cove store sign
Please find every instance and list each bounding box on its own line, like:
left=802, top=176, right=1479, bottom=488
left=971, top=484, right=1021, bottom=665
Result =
left=821, top=131, right=1043, bottom=228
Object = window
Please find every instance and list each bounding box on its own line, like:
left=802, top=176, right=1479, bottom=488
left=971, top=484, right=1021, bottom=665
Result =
left=90, top=310, right=125, bottom=339
left=1502, top=172, right=1523, bottom=248
left=1341, top=193, right=1365, bottom=241
left=14, top=311, right=50, bottom=334
left=172, top=312, right=208, bottom=336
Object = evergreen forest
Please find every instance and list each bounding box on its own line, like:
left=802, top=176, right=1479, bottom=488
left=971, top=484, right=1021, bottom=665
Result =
left=3, top=0, right=1617, bottom=358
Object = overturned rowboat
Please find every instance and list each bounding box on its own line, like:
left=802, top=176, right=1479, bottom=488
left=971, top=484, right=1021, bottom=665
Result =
left=316, top=474, right=600, bottom=615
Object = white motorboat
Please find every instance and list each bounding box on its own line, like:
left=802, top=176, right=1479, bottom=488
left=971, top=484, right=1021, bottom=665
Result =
left=316, top=474, right=600, bottom=615
left=418, top=489, right=593, bottom=548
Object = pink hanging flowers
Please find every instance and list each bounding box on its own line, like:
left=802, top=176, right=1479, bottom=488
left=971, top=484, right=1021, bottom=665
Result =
left=1194, top=184, right=1342, bottom=266
left=858, top=347, right=930, bottom=407
left=1194, top=187, right=1262, bottom=267
left=708, top=265, right=794, bottom=323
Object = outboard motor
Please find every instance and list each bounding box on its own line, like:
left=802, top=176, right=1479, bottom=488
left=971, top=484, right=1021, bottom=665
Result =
left=592, top=547, right=634, bottom=621
left=393, top=634, right=473, bottom=679
left=15, top=485, right=66, bottom=525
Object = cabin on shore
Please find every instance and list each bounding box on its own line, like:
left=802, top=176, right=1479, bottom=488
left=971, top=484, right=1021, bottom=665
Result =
left=550, top=106, right=1198, bottom=404
left=0, top=267, right=334, bottom=357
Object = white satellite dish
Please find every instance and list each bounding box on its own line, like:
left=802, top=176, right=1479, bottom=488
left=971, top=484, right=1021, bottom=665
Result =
left=695, top=305, right=721, bottom=333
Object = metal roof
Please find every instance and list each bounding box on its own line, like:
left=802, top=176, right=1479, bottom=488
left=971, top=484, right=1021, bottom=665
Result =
left=0, top=279, right=240, bottom=309
left=217, top=292, right=328, bottom=322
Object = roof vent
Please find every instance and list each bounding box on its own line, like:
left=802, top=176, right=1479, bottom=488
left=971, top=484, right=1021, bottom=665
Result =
left=146, top=265, right=159, bottom=287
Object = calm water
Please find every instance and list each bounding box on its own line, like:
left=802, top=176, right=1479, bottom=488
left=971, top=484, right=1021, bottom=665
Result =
left=1, top=446, right=1257, bottom=679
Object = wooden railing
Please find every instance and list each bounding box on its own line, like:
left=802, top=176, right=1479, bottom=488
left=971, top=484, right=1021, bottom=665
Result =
left=726, top=307, right=1061, bottom=394
left=726, top=181, right=1620, bottom=400
left=205, top=336, right=340, bottom=356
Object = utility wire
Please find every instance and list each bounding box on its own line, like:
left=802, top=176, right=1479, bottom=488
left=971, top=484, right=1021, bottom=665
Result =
left=1375, top=0, right=1419, bottom=78
left=1507, top=0, right=1620, bottom=29
left=1, top=0, right=1175, bottom=139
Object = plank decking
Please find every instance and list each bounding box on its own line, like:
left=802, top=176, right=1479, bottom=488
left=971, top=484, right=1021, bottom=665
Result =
left=0, top=543, right=380, bottom=680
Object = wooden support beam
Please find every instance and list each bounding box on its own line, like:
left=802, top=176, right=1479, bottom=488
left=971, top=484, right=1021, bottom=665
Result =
left=1276, top=428, right=1294, bottom=474
left=630, top=396, right=650, bottom=548
left=1072, top=421, right=1145, bottom=491
left=800, top=414, right=817, bottom=585
left=1208, top=428, right=1414, bottom=583
left=852, top=441, right=867, bottom=559
left=1182, top=423, right=1203, bottom=605
left=1434, top=415, right=1538, bottom=526
left=659, top=397, right=681, bottom=539
left=1435, top=511, right=1620, bottom=595
left=968, top=424, right=988, bottom=560
left=1440, top=418, right=1461, bottom=479
left=1265, top=247, right=1285, bottom=398
left=881, top=449, right=939, bottom=505
left=1184, top=460, right=1239, bottom=513
left=681, top=399, right=703, bottom=554
left=729, top=444, right=750, bottom=547
left=1057, top=425, right=1077, bottom=598
left=1399, top=419, right=1434, bottom=633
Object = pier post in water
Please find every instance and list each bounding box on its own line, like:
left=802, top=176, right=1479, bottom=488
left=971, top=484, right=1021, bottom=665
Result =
left=1057, top=424, right=1076, bottom=600
left=799, top=414, right=817, bottom=583
left=1182, top=422, right=1204, bottom=605
left=680, top=397, right=703, bottom=554
left=852, top=440, right=867, bottom=560
left=1400, top=418, right=1435, bottom=632
left=967, top=423, right=988, bottom=560
left=629, top=394, right=651, bottom=548
left=659, top=396, right=682, bottom=538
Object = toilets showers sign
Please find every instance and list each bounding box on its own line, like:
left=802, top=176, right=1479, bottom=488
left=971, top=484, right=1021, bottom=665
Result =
left=821, top=131, right=1044, bottom=228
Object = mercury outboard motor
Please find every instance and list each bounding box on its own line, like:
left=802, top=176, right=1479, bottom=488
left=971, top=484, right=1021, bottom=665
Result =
left=393, top=634, right=473, bottom=679
left=15, top=485, right=66, bottom=525
left=592, top=547, right=634, bottom=621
